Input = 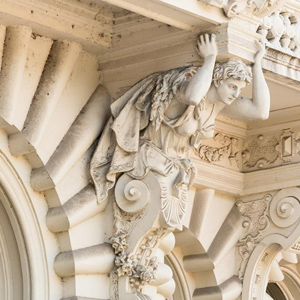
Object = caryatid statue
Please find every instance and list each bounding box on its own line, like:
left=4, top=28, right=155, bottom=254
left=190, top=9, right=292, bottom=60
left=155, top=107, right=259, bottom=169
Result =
left=90, top=33, right=270, bottom=297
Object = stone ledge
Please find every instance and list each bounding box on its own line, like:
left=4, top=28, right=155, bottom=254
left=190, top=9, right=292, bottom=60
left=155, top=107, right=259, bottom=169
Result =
left=193, top=159, right=300, bottom=196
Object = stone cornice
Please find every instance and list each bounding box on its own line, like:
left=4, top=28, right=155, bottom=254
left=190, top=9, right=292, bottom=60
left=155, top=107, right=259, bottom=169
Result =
left=193, top=159, right=244, bottom=196
left=100, top=0, right=227, bottom=30
left=192, top=157, right=300, bottom=196
left=0, top=0, right=113, bottom=51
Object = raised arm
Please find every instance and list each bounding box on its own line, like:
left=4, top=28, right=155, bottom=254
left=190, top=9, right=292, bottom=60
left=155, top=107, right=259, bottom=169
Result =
left=180, top=34, right=218, bottom=106
left=221, top=39, right=270, bottom=120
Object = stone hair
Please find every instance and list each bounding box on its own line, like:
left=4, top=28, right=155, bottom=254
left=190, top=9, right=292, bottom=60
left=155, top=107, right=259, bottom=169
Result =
left=213, top=59, right=252, bottom=85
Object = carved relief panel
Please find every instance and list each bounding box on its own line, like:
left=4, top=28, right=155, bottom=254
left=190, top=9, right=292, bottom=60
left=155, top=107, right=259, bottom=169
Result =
left=235, top=187, right=300, bottom=300
left=242, top=126, right=300, bottom=171
left=191, top=131, right=242, bottom=171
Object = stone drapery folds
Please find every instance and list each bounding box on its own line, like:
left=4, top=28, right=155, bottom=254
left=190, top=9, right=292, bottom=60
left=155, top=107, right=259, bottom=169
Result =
left=90, top=66, right=199, bottom=206
left=89, top=33, right=270, bottom=299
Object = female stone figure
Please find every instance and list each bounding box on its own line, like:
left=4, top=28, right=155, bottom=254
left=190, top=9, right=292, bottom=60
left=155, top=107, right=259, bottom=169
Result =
left=91, top=34, right=270, bottom=298
left=90, top=33, right=270, bottom=224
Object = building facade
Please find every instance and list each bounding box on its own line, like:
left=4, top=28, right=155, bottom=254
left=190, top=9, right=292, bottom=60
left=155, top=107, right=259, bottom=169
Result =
left=0, top=0, right=300, bottom=300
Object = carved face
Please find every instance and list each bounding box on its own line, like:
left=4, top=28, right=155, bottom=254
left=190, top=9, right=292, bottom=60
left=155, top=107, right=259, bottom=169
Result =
left=215, top=78, right=247, bottom=105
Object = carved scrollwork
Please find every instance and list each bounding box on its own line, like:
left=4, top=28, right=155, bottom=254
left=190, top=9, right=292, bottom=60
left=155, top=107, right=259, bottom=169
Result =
left=236, top=194, right=271, bottom=278
left=236, top=195, right=270, bottom=238
left=269, top=188, right=300, bottom=228
left=243, top=128, right=300, bottom=171
left=115, top=174, right=150, bottom=213
left=242, top=135, right=280, bottom=169
left=236, top=195, right=270, bottom=240
left=237, top=188, right=300, bottom=280
left=195, top=132, right=240, bottom=167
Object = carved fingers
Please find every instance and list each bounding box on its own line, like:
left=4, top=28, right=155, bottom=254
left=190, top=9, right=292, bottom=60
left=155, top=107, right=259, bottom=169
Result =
left=254, top=37, right=266, bottom=63
left=196, top=33, right=218, bottom=59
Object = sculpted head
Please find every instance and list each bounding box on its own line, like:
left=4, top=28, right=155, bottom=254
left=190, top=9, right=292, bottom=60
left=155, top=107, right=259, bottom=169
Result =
left=212, top=59, right=252, bottom=105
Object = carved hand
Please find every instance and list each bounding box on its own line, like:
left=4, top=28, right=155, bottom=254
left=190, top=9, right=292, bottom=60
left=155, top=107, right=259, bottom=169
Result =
left=196, top=34, right=218, bottom=59
left=254, top=38, right=266, bottom=63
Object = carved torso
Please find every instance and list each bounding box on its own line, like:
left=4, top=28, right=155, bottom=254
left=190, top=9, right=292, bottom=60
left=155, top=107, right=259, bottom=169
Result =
left=141, top=94, right=217, bottom=159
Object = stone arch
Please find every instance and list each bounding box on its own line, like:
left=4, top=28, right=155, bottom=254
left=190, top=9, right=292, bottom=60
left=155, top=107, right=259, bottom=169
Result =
left=242, top=237, right=300, bottom=300
left=276, top=264, right=300, bottom=299
left=0, top=149, right=51, bottom=300
left=165, top=251, right=193, bottom=300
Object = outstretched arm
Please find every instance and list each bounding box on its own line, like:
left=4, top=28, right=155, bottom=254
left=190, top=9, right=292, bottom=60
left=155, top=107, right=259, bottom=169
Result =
left=221, top=40, right=270, bottom=120
left=180, top=34, right=218, bottom=106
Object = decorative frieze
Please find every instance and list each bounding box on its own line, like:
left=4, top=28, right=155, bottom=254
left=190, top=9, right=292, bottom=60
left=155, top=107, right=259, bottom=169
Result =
left=194, top=126, right=300, bottom=173
left=242, top=127, right=300, bottom=171
left=194, top=131, right=241, bottom=171
left=242, top=135, right=280, bottom=170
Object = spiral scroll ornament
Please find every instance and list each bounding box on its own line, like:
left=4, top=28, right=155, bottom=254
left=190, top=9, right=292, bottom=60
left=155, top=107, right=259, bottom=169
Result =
left=270, top=188, right=300, bottom=228
left=115, top=174, right=150, bottom=213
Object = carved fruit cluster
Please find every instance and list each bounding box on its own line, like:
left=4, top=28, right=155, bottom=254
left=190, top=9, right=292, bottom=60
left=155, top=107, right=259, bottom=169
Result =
left=110, top=229, right=164, bottom=290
